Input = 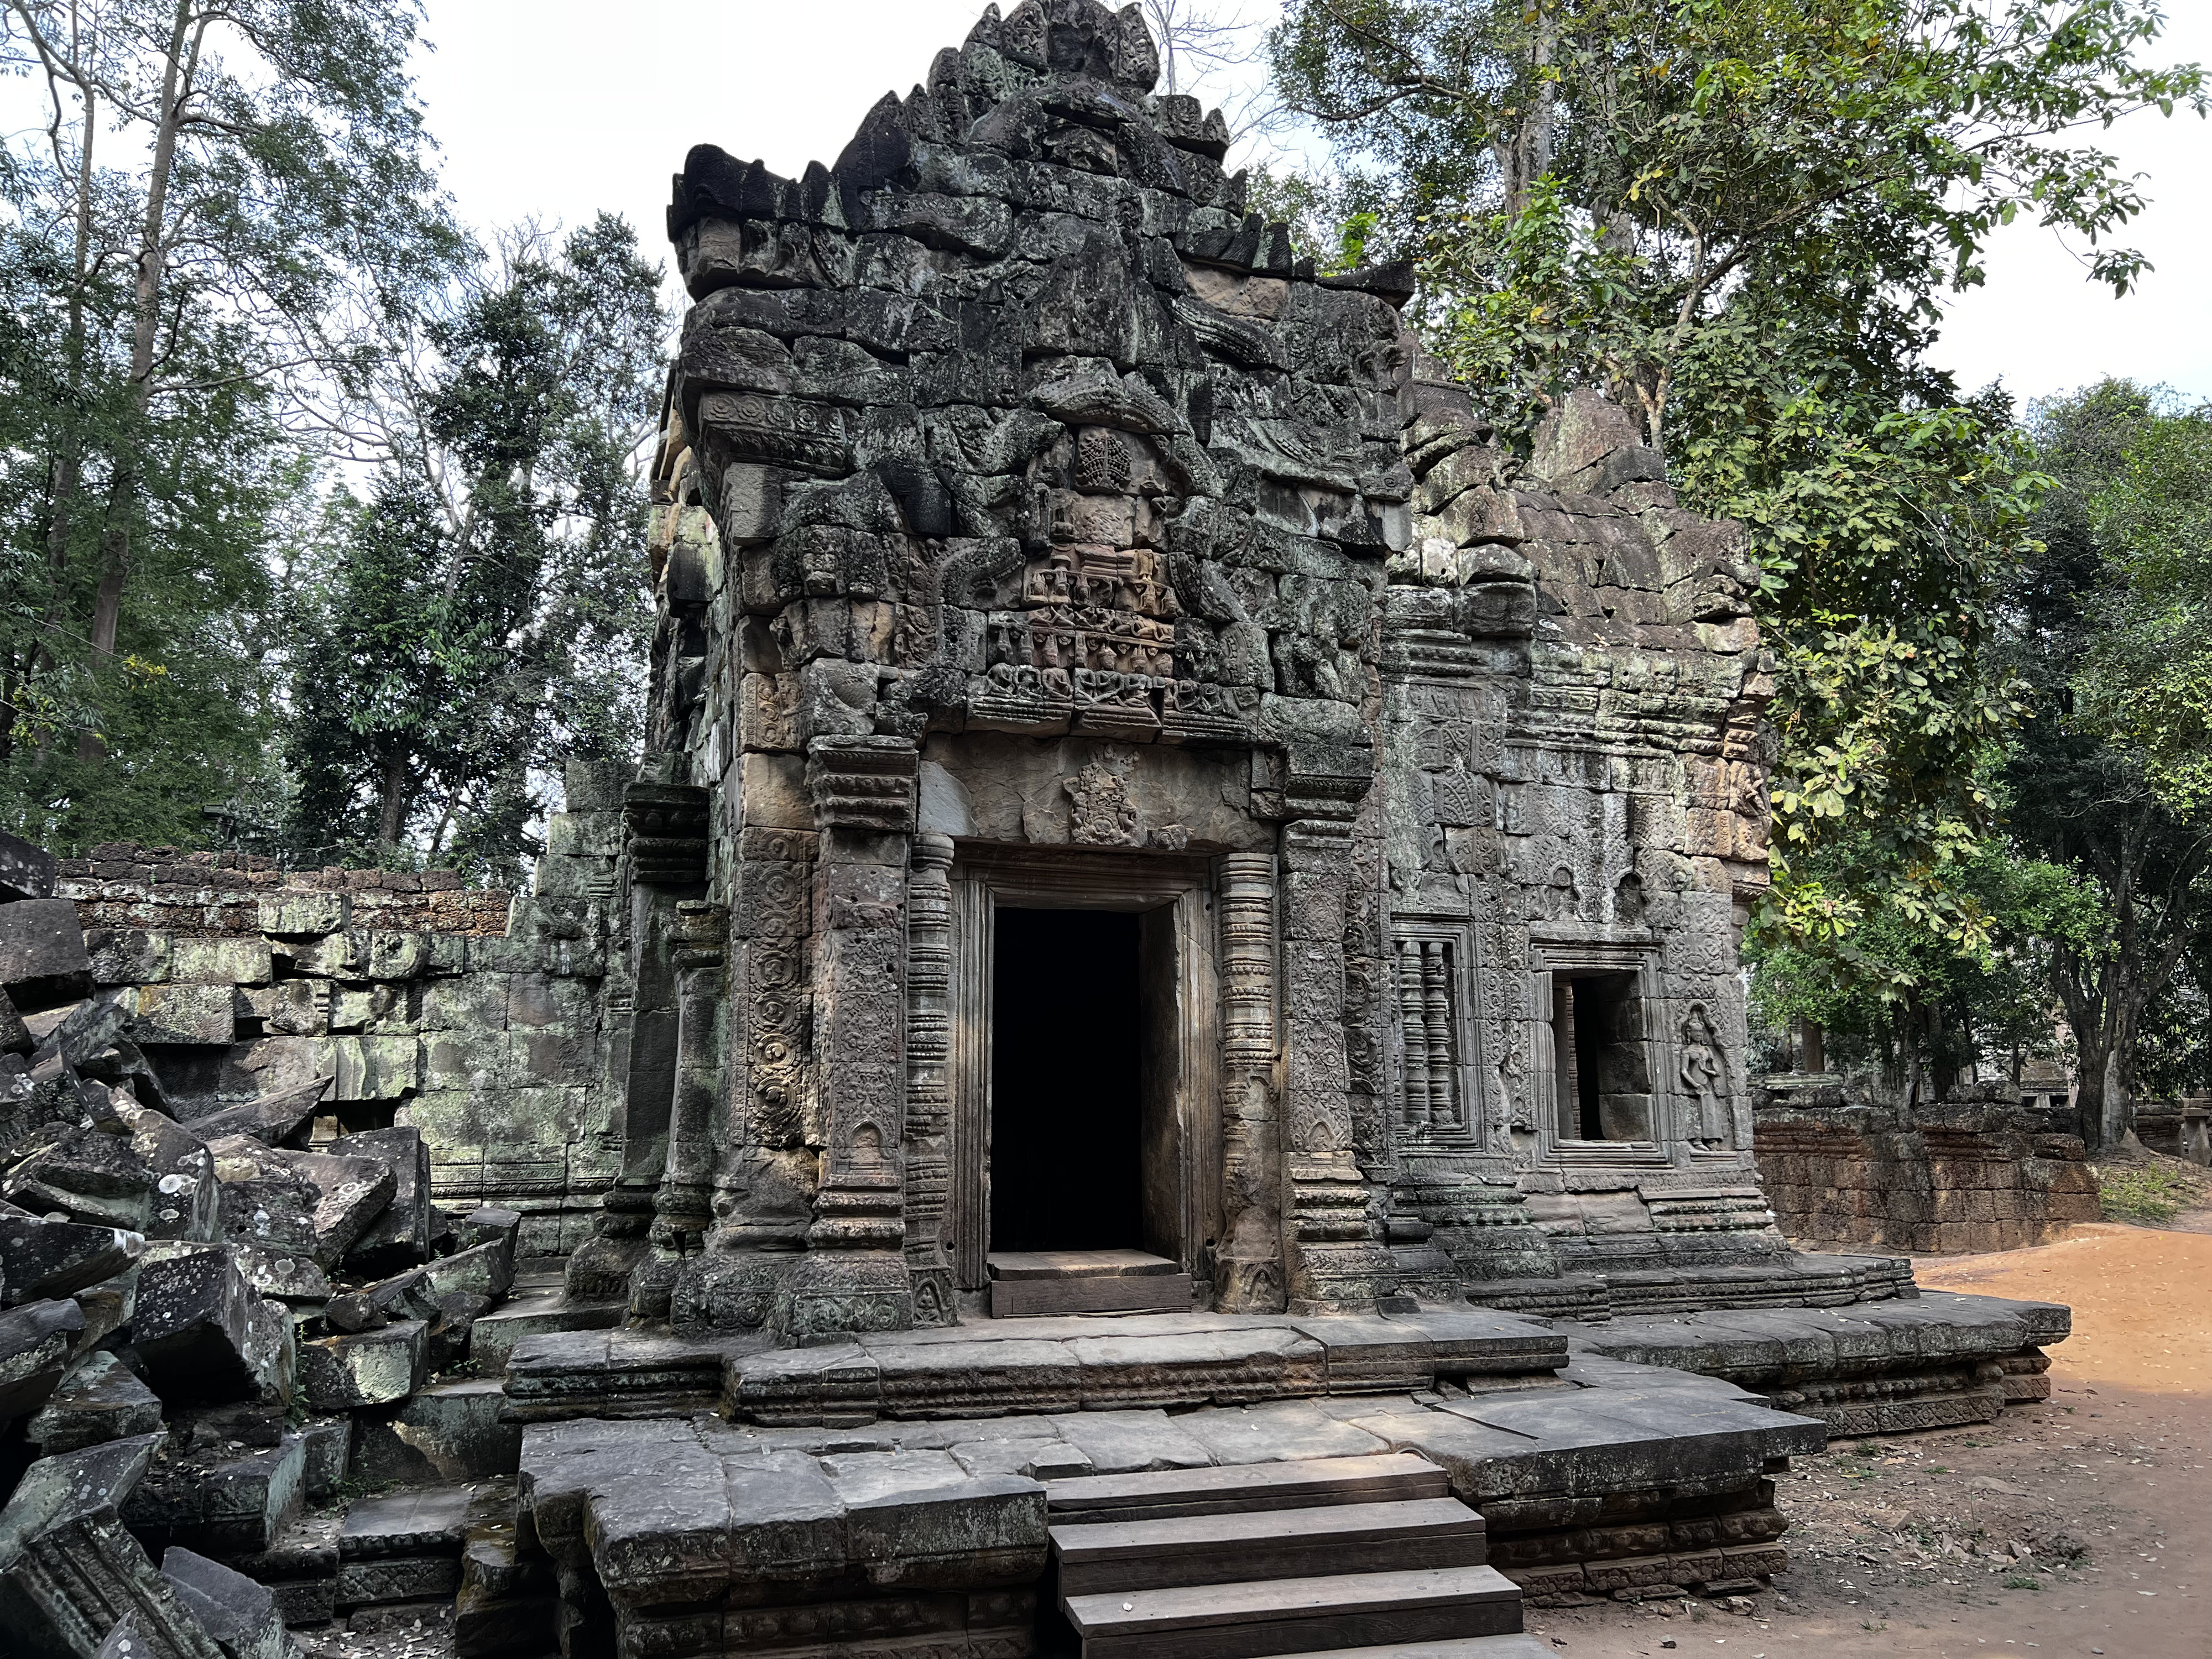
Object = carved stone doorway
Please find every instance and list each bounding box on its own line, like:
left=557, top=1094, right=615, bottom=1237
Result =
left=948, top=849, right=1222, bottom=1297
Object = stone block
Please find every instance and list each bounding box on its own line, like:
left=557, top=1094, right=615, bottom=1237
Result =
left=131, top=1247, right=295, bottom=1406
left=158, top=1548, right=285, bottom=1659
left=131, top=984, right=240, bottom=1047
left=7, top=1112, right=217, bottom=1240
left=86, top=928, right=170, bottom=986
left=333, top=1127, right=431, bottom=1274
left=121, top=1435, right=307, bottom=1557
left=210, top=1142, right=394, bottom=1268
left=296, top=1416, right=353, bottom=1501
left=330, top=1035, right=419, bottom=1103
left=256, top=892, right=349, bottom=937
left=0, top=1297, right=84, bottom=1421
left=0, top=899, right=94, bottom=1012
left=357, top=1378, right=521, bottom=1482
left=821, top=1450, right=1048, bottom=1589
left=0, top=1434, right=222, bottom=1659
left=0, top=830, right=57, bottom=901
left=0, top=1214, right=143, bottom=1305
left=27, top=1350, right=164, bottom=1454
left=298, top=1318, right=426, bottom=1410
left=167, top=940, right=272, bottom=987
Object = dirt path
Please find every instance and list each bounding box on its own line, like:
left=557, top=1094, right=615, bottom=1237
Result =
left=1527, top=1222, right=2212, bottom=1658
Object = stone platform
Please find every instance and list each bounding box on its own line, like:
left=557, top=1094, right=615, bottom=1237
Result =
left=1570, top=1291, right=2070, bottom=1434
left=514, top=1356, right=1821, bottom=1653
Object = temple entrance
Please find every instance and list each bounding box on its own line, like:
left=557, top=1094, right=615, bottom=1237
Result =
left=989, top=907, right=1143, bottom=1251
left=946, top=849, right=1227, bottom=1312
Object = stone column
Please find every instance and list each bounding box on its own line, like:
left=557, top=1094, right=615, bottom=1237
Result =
left=629, top=900, right=726, bottom=1320
left=902, top=833, right=958, bottom=1326
left=1214, top=852, right=1284, bottom=1313
left=782, top=735, right=917, bottom=1339
left=564, top=781, right=707, bottom=1304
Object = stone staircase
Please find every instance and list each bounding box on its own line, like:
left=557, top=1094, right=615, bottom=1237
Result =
left=1046, top=1453, right=1539, bottom=1659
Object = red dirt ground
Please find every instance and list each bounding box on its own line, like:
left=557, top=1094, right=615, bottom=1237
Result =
left=1527, top=1220, right=2212, bottom=1658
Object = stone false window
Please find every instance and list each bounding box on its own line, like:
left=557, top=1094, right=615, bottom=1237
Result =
left=1390, top=923, right=1484, bottom=1147
left=1534, top=954, right=1661, bottom=1151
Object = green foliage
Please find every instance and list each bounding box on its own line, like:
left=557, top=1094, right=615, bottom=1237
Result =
left=2090, top=1159, right=2202, bottom=1225
left=1270, top=0, right=2203, bottom=1012
left=0, top=0, right=460, bottom=851
left=282, top=218, right=667, bottom=883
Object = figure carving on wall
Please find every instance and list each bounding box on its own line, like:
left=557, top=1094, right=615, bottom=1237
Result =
left=1678, top=1003, right=1731, bottom=1146
left=1065, top=755, right=1144, bottom=844
left=1546, top=866, right=1582, bottom=922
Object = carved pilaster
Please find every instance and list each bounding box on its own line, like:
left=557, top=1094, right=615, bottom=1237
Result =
left=782, top=735, right=917, bottom=1339
left=1281, top=806, right=1393, bottom=1314
left=902, top=833, right=958, bottom=1326
left=1214, top=852, right=1284, bottom=1313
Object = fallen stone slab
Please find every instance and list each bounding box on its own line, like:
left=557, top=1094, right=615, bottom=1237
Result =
left=297, top=1317, right=426, bottom=1410
left=0, top=988, right=31, bottom=1056
left=121, top=1434, right=307, bottom=1557
left=0, top=1433, right=223, bottom=1659
left=131, top=1246, right=295, bottom=1405
left=0, top=1297, right=85, bottom=1422
left=28, top=1350, right=165, bottom=1454
left=458, top=1206, right=520, bottom=1275
left=208, top=1140, right=394, bottom=1268
left=4, top=1112, right=217, bottom=1241
left=180, top=1076, right=330, bottom=1147
left=333, top=1127, right=431, bottom=1276
left=0, top=1213, right=144, bottom=1305
left=0, top=898, right=95, bottom=1012
left=158, top=1548, right=285, bottom=1659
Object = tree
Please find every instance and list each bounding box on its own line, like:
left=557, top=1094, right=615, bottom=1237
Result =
left=1999, top=382, right=2212, bottom=1148
left=283, top=217, right=667, bottom=883
left=0, top=0, right=459, bottom=796
left=1267, top=0, right=2203, bottom=964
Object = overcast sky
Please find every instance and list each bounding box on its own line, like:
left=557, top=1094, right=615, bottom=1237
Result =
left=408, top=1, right=2207, bottom=410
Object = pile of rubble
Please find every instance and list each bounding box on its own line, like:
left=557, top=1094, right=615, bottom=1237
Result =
left=0, top=832, right=523, bottom=1657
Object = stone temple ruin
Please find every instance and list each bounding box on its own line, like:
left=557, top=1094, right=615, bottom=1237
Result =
left=0, top=5, right=2075, bottom=1657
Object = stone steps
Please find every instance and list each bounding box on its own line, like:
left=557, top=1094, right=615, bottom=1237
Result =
left=1052, top=1495, right=1485, bottom=1593
left=1051, top=1454, right=1518, bottom=1658
left=1047, top=1452, right=1449, bottom=1524
left=1061, top=1565, right=1524, bottom=1659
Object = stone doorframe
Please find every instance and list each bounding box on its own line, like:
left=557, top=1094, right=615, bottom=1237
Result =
left=943, top=846, right=1232, bottom=1295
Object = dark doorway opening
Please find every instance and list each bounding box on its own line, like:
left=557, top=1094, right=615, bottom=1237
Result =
left=990, top=906, right=1143, bottom=1252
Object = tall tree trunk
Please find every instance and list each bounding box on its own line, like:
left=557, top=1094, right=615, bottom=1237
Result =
left=80, top=1, right=201, bottom=761
left=377, top=751, right=410, bottom=852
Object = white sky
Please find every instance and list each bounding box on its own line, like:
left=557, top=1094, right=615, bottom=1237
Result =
left=413, top=1, right=2212, bottom=411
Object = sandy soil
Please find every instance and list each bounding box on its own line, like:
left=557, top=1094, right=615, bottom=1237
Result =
left=1527, top=1219, right=2212, bottom=1659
